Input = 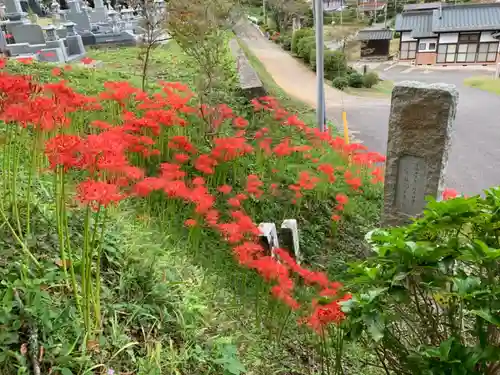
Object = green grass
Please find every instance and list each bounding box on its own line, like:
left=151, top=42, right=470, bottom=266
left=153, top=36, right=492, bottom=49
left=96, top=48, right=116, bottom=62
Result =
left=344, top=79, right=394, bottom=97
left=236, top=37, right=317, bottom=124
left=464, top=75, right=500, bottom=95
left=1, top=37, right=383, bottom=375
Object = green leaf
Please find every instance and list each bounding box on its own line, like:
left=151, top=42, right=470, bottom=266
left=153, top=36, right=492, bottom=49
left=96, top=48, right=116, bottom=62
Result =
left=439, top=337, right=453, bottom=360
left=60, top=369, right=73, bottom=375
left=471, top=309, right=500, bottom=326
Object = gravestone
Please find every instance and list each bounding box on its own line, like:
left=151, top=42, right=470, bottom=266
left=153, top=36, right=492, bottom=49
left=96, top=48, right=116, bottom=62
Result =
left=259, top=219, right=301, bottom=262
left=382, top=81, right=458, bottom=226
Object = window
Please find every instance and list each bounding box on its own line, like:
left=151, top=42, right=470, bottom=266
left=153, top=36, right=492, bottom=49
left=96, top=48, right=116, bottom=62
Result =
left=418, top=42, right=426, bottom=51
left=477, top=42, right=498, bottom=62
left=458, top=33, right=480, bottom=42
left=429, top=42, right=436, bottom=50
left=400, top=41, right=417, bottom=59
left=437, top=44, right=457, bottom=63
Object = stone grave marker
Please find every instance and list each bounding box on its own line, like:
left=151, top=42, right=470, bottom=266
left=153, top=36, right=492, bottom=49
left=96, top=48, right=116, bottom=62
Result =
left=382, top=81, right=458, bottom=226
left=259, top=219, right=301, bottom=263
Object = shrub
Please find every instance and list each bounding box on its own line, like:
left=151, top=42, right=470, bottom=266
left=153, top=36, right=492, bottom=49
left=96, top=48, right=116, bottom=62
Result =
left=332, top=76, right=349, bottom=90
left=324, top=50, right=348, bottom=80
left=344, top=190, right=500, bottom=375
left=291, top=28, right=313, bottom=55
left=281, top=34, right=292, bottom=50
left=362, top=71, right=379, bottom=88
left=348, top=72, right=364, bottom=88
left=309, top=47, right=317, bottom=69
left=297, top=36, right=316, bottom=63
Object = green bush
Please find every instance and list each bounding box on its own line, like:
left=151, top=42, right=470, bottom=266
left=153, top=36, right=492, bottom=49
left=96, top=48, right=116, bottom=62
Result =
left=309, top=47, right=317, bottom=70
left=291, top=28, right=314, bottom=55
left=280, top=34, right=292, bottom=51
left=324, top=50, right=348, bottom=80
left=348, top=72, right=364, bottom=88
left=345, top=189, right=500, bottom=375
left=297, top=36, right=316, bottom=63
left=332, top=76, right=349, bottom=90
left=362, top=71, right=379, bottom=88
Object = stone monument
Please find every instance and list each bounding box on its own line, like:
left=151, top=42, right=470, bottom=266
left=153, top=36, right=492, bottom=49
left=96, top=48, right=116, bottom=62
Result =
left=382, top=81, right=458, bottom=226
left=0, top=0, right=86, bottom=62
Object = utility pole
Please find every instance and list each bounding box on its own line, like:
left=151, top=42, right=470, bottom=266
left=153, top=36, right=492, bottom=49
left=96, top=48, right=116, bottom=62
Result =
left=314, top=0, right=326, bottom=131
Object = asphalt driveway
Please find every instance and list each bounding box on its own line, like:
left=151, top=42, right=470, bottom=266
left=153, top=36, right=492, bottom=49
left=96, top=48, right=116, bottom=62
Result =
left=359, top=64, right=500, bottom=195
left=235, top=20, right=500, bottom=195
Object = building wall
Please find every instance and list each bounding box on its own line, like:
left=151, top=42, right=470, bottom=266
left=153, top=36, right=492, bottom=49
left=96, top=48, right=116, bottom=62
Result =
left=439, top=33, right=459, bottom=44
left=416, top=52, right=437, bottom=65
left=418, top=37, right=438, bottom=52
left=401, top=31, right=416, bottom=42
left=480, top=31, right=497, bottom=42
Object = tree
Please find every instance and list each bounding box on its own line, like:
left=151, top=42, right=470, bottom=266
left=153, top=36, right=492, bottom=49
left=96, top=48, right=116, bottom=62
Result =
left=266, top=0, right=309, bottom=32
left=132, top=0, right=170, bottom=91
left=166, top=0, right=235, bottom=133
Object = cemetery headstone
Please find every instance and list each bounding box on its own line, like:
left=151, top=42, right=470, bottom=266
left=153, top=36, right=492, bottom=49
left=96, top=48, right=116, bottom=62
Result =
left=382, top=81, right=458, bottom=226
left=259, top=219, right=301, bottom=262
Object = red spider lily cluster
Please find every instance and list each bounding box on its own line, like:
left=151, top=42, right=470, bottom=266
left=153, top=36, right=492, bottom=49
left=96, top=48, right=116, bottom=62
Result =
left=0, top=58, right=390, bottom=332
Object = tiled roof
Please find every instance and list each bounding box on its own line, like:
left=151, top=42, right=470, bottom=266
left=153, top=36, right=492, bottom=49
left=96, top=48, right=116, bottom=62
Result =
left=396, top=2, right=500, bottom=35
left=433, top=3, right=500, bottom=31
left=356, top=28, right=393, bottom=40
left=403, top=2, right=441, bottom=11
left=395, top=10, right=436, bottom=37
left=358, top=3, right=386, bottom=11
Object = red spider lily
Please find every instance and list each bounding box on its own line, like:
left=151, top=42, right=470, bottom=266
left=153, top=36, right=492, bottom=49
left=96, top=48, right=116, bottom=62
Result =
left=76, top=179, right=125, bottom=211
left=45, top=134, right=83, bottom=170
left=246, top=174, right=263, bottom=198
left=81, top=57, right=94, bottom=65
left=443, top=188, right=458, bottom=200
left=17, top=57, right=34, bottom=65
left=51, top=67, right=62, bottom=77
left=194, top=154, right=217, bottom=175
left=174, top=153, right=190, bottom=164
left=211, top=137, right=253, bottom=161
left=184, top=218, right=197, bottom=227
left=218, top=185, right=232, bottom=194
left=331, top=214, right=341, bottom=221
left=168, top=135, right=197, bottom=154
left=335, top=193, right=348, bottom=206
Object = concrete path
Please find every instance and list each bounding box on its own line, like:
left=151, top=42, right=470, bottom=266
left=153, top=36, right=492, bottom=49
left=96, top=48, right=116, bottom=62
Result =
left=235, top=20, right=500, bottom=195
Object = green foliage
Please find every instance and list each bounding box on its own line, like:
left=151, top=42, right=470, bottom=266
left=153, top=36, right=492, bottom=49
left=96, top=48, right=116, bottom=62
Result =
left=347, top=72, right=364, bottom=88
left=332, top=76, right=349, bottom=90
left=362, top=71, right=379, bottom=88
left=344, top=189, right=500, bottom=374
left=291, top=28, right=313, bottom=55
left=279, top=33, right=292, bottom=51
left=297, top=35, right=316, bottom=63
left=324, top=50, right=348, bottom=80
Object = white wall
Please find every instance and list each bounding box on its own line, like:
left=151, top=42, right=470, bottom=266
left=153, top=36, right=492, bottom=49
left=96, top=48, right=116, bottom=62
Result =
left=480, top=31, right=497, bottom=42
left=418, top=38, right=438, bottom=51
left=401, top=32, right=416, bottom=41
left=439, top=33, right=458, bottom=43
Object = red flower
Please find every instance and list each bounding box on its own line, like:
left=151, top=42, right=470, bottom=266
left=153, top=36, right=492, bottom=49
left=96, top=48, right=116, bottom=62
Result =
left=443, top=188, right=458, bottom=200
left=184, top=218, right=197, bottom=227
left=174, top=153, right=190, bottom=164
left=335, top=193, right=348, bottom=205
left=76, top=179, right=125, bottom=211
left=81, top=57, right=94, bottom=65
left=218, top=185, right=232, bottom=194
left=51, top=67, right=62, bottom=77
left=331, top=214, right=341, bottom=221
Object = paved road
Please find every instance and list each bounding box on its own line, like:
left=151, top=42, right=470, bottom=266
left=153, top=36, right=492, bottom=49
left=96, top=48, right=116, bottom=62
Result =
left=372, top=64, right=500, bottom=195
left=235, top=21, right=500, bottom=195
